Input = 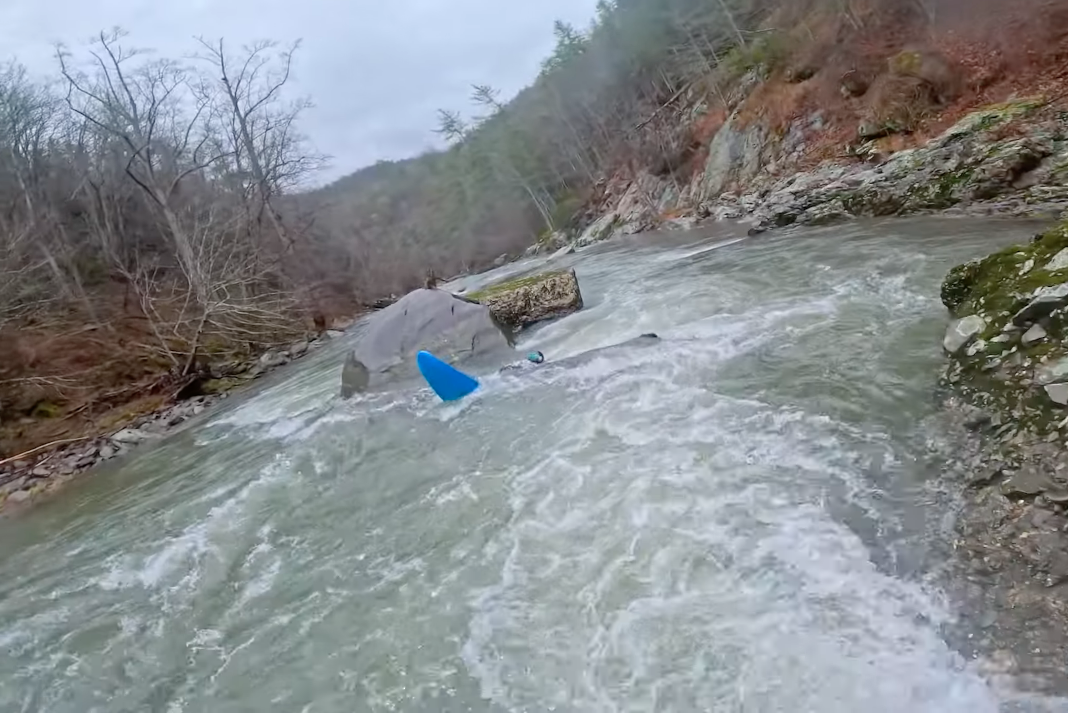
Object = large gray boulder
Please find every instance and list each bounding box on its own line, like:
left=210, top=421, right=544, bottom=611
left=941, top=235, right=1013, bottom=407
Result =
left=340, top=289, right=513, bottom=398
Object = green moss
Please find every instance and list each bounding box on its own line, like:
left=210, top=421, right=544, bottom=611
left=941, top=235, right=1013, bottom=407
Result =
left=550, top=193, right=585, bottom=232
left=908, top=167, right=976, bottom=211
left=941, top=216, right=1068, bottom=436
left=30, top=401, right=61, bottom=419
left=945, top=223, right=1068, bottom=319
left=200, top=377, right=243, bottom=395
left=722, top=33, right=790, bottom=78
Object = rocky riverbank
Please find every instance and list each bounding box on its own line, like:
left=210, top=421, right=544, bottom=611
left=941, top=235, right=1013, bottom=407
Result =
left=933, top=216, right=1068, bottom=691
left=0, top=330, right=348, bottom=514
left=519, top=96, right=1068, bottom=260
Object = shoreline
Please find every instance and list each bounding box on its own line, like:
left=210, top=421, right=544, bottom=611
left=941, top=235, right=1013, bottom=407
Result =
left=0, top=329, right=352, bottom=514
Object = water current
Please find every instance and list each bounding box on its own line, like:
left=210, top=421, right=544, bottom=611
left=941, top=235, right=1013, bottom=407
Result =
left=2, top=217, right=1067, bottom=712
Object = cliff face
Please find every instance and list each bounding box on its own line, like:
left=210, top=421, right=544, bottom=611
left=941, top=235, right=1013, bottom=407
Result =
left=570, top=95, right=1068, bottom=249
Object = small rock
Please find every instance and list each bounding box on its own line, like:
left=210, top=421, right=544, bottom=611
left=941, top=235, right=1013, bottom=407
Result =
left=943, top=315, right=986, bottom=354
left=112, top=428, right=158, bottom=445
left=0, top=477, right=28, bottom=496
left=289, top=340, right=310, bottom=358
left=325, top=330, right=345, bottom=340
left=193, top=405, right=205, bottom=416
left=1022, top=323, right=1048, bottom=346
left=1011, top=283, right=1068, bottom=326
left=31, top=466, right=50, bottom=478
left=1045, top=383, right=1068, bottom=406
left=1045, top=247, right=1068, bottom=272
left=1044, top=488, right=1068, bottom=504
left=1036, top=357, right=1068, bottom=385
left=962, top=407, right=993, bottom=431
left=969, top=462, right=1004, bottom=487
left=966, top=339, right=988, bottom=357
left=99, top=444, right=117, bottom=459
left=1001, top=468, right=1055, bottom=497
left=258, top=350, right=289, bottom=369
left=6, top=490, right=31, bottom=504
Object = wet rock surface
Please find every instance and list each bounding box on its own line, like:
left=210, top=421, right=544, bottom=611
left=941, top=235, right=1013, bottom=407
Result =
left=938, top=402, right=1068, bottom=694
left=936, top=205, right=1068, bottom=692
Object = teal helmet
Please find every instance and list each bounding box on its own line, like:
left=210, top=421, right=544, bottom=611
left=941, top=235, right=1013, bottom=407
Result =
left=526, top=351, right=545, bottom=364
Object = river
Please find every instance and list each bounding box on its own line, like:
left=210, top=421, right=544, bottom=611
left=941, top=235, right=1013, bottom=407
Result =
left=2, top=217, right=1066, bottom=712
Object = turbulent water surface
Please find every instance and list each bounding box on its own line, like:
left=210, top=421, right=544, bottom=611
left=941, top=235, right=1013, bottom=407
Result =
left=3, top=217, right=1068, bottom=712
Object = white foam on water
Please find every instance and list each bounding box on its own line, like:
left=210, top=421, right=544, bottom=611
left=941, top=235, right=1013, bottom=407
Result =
left=459, top=399, right=1000, bottom=712
left=95, top=456, right=290, bottom=597
left=454, top=307, right=1068, bottom=712
left=657, top=236, right=749, bottom=262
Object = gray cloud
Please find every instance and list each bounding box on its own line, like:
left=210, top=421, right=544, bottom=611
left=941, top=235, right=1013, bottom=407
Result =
left=0, top=0, right=599, bottom=182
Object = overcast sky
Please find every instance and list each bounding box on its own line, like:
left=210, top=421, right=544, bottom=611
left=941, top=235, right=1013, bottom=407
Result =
left=0, top=0, right=600, bottom=184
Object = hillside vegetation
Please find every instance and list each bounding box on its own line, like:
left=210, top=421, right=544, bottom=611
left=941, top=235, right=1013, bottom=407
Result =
left=4, top=0, right=1068, bottom=456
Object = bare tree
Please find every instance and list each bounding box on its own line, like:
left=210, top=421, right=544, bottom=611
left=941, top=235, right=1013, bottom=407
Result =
left=193, top=38, right=325, bottom=253
left=57, top=30, right=231, bottom=304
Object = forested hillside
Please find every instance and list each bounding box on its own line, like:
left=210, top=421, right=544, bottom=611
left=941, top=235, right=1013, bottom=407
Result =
left=4, top=0, right=1068, bottom=456
left=305, top=0, right=1068, bottom=292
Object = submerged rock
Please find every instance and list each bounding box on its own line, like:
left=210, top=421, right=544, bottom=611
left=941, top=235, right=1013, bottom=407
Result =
left=469, top=269, right=584, bottom=331
left=340, top=353, right=371, bottom=399
left=943, top=315, right=986, bottom=354
left=340, top=289, right=514, bottom=397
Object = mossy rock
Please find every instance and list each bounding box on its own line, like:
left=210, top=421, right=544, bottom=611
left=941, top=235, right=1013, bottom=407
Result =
left=943, top=221, right=1068, bottom=319
left=942, top=259, right=982, bottom=311
left=940, top=218, right=1068, bottom=436
left=467, top=269, right=584, bottom=330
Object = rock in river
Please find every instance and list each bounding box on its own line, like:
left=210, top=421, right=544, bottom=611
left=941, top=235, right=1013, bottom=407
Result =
left=943, top=315, right=986, bottom=354
left=468, top=268, right=584, bottom=331
left=340, top=289, right=514, bottom=397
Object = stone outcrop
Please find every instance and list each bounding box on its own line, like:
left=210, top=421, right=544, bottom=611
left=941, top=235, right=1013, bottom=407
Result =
left=556, top=97, right=1068, bottom=256
left=340, top=289, right=514, bottom=397
left=468, top=268, right=584, bottom=330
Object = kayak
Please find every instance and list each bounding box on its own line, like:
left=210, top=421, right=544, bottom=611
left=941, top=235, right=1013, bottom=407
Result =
left=416, top=351, right=480, bottom=401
